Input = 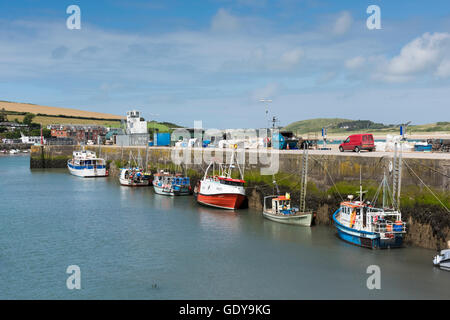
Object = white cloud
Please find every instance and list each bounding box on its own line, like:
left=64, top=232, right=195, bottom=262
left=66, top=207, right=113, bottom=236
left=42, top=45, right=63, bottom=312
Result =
left=345, top=56, right=365, bottom=69
left=251, top=83, right=279, bottom=100
left=333, top=11, right=352, bottom=35
left=279, top=48, right=303, bottom=68
left=387, top=32, right=450, bottom=75
left=211, top=8, right=240, bottom=32
left=435, top=59, right=450, bottom=78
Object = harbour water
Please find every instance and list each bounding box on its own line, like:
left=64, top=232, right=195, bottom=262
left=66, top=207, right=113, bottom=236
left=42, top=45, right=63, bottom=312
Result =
left=1, top=155, right=449, bottom=299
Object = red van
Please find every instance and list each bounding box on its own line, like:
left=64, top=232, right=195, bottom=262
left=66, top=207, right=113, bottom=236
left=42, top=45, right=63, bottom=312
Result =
left=339, top=134, right=375, bottom=152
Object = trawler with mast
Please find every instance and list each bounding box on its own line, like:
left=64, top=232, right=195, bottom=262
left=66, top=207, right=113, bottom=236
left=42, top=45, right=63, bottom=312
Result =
left=194, top=149, right=246, bottom=210
left=333, top=143, right=407, bottom=249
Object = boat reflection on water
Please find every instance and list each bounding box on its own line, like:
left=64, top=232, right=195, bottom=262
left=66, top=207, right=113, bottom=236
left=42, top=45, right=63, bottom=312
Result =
left=262, top=217, right=313, bottom=245
left=151, top=192, right=176, bottom=210
left=196, top=205, right=242, bottom=235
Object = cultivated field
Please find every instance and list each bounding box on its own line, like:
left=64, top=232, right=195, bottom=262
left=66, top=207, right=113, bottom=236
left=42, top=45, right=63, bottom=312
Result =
left=0, top=101, right=124, bottom=120
left=8, top=115, right=121, bottom=127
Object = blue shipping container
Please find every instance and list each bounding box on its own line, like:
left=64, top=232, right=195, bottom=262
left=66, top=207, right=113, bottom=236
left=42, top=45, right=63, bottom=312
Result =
left=414, top=144, right=432, bottom=152
left=153, top=133, right=171, bottom=146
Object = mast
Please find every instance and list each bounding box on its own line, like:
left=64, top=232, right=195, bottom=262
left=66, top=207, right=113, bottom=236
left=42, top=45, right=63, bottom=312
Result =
left=382, top=171, right=387, bottom=209
left=392, top=142, right=403, bottom=210
left=145, top=143, right=149, bottom=172
left=397, top=143, right=403, bottom=210
left=359, top=166, right=363, bottom=202
left=299, top=147, right=308, bottom=212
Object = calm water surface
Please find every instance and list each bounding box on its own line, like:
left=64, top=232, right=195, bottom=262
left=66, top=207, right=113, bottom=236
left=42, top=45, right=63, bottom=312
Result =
left=1, top=155, right=449, bottom=299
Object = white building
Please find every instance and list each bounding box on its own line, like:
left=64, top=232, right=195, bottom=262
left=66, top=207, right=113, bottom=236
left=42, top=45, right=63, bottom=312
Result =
left=20, top=132, right=45, bottom=144
left=126, top=110, right=148, bottom=134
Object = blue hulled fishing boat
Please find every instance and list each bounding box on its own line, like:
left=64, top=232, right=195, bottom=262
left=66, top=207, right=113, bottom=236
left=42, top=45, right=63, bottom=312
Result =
left=333, top=198, right=406, bottom=249
left=333, top=142, right=407, bottom=249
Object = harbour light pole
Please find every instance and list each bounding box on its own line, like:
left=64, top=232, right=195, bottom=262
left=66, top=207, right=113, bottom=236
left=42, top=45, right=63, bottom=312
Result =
left=259, top=99, right=272, bottom=129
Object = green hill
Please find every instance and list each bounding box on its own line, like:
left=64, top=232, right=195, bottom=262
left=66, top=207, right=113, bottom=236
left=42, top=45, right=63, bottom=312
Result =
left=283, top=118, right=351, bottom=134
left=411, top=122, right=450, bottom=132
left=147, top=121, right=184, bottom=133
left=283, top=118, right=450, bottom=135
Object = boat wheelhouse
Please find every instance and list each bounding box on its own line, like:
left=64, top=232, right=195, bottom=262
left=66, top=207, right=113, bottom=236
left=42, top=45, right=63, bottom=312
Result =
left=263, top=194, right=313, bottom=226
left=67, top=150, right=107, bottom=177
left=152, top=171, right=191, bottom=196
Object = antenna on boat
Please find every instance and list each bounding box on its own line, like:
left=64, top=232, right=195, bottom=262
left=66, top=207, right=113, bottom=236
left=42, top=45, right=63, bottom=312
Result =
left=356, top=166, right=367, bottom=202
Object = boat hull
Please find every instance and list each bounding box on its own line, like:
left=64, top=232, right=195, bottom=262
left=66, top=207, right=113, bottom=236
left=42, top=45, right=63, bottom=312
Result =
left=197, top=193, right=246, bottom=210
left=68, top=163, right=107, bottom=177
left=119, top=178, right=149, bottom=187
left=333, top=209, right=403, bottom=249
left=263, top=211, right=313, bottom=226
left=153, top=185, right=191, bottom=196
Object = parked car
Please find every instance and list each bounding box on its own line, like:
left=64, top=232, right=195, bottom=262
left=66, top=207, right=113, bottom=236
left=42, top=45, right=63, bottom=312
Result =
left=339, top=134, right=375, bottom=152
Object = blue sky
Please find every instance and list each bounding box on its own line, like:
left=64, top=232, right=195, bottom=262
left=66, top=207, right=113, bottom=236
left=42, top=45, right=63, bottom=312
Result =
left=1, top=0, right=450, bottom=128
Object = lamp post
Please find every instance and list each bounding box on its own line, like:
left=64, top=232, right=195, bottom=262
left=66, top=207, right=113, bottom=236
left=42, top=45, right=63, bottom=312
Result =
left=259, top=99, right=272, bottom=129
left=259, top=99, right=272, bottom=148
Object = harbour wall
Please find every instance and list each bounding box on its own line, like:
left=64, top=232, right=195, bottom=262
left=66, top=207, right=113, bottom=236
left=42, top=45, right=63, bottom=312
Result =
left=1, top=143, right=31, bottom=151
left=30, top=145, right=450, bottom=250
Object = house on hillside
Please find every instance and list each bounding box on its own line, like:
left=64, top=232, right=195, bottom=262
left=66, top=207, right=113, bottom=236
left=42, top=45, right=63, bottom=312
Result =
left=0, top=122, right=28, bottom=132
left=47, top=124, right=107, bottom=144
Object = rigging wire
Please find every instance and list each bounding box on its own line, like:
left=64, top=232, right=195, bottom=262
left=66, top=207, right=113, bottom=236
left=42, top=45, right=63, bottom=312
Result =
left=403, top=160, right=450, bottom=213
left=310, top=155, right=344, bottom=201
left=406, top=158, right=450, bottom=179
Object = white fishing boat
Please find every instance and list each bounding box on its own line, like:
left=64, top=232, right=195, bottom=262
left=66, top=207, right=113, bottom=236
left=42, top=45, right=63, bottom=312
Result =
left=194, top=149, right=246, bottom=210
left=9, top=149, right=19, bottom=154
left=262, top=148, right=313, bottom=226
left=433, top=249, right=450, bottom=271
left=263, top=194, right=313, bottom=226
left=118, top=151, right=151, bottom=186
left=67, top=150, right=107, bottom=177
left=119, top=168, right=150, bottom=187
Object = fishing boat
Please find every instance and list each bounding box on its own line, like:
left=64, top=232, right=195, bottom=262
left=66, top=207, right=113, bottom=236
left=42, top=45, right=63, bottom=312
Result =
left=119, top=168, right=150, bottom=187
left=67, top=150, right=107, bottom=177
left=152, top=171, right=191, bottom=196
left=333, top=143, right=406, bottom=249
left=433, top=249, right=450, bottom=271
left=118, top=151, right=151, bottom=186
left=263, top=194, right=313, bottom=226
left=333, top=197, right=406, bottom=249
left=262, top=148, right=313, bottom=226
left=194, top=150, right=246, bottom=210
